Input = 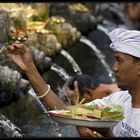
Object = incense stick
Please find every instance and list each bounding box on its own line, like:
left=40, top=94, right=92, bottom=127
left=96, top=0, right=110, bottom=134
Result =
left=0, top=46, right=5, bottom=54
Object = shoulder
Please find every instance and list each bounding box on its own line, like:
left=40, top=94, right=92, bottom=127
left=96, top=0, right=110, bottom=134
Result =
left=108, top=90, right=131, bottom=103
left=111, top=90, right=130, bottom=98
left=85, top=90, right=130, bottom=106
left=110, top=90, right=129, bottom=97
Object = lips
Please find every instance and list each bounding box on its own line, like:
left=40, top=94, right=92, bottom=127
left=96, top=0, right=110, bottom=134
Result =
left=115, top=75, right=119, bottom=81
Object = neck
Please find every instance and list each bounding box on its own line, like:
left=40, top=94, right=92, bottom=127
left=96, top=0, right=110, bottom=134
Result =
left=129, top=82, right=140, bottom=108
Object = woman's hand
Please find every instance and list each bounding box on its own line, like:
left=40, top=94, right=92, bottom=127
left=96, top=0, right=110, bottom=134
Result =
left=3, top=41, right=34, bottom=72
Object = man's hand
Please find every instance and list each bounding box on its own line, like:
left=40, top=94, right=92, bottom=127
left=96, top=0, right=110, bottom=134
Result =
left=77, top=126, right=103, bottom=137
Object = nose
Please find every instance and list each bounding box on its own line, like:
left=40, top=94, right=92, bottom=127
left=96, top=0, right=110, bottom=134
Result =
left=112, top=62, right=118, bottom=72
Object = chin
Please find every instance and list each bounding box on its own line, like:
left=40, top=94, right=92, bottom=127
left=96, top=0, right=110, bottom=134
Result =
left=118, top=84, right=128, bottom=91
left=120, top=87, right=128, bottom=91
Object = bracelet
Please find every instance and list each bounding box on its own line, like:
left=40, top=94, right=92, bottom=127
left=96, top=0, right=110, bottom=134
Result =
left=37, top=84, right=50, bottom=99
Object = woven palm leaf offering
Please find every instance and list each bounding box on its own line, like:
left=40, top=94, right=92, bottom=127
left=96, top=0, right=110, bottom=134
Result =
left=26, top=19, right=63, bottom=57
left=9, top=28, right=28, bottom=44
left=69, top=3, right=90, bottom=13
left=0, top=27, right=29, bottom=75
left=0, top=27, right=28, bottom=54
left=26, top=21, right=47, bottom=31
left=0, top=28, right=28, bottom=62
left=0, top=28, right=27, bottom=52
left=48, top=98, right=124, bottom=122
left=68, top=99, right=124, bottom=121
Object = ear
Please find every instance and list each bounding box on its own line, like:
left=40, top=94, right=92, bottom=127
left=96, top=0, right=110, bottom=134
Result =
left=138, top=61, right=140, bottom=75
left=83, top=89, right=93, bottom=99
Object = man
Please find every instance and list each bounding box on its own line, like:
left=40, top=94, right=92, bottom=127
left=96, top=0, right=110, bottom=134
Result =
left=3, top=28, right=140, bottom=137
left=65, top=74, right=120, bottom=137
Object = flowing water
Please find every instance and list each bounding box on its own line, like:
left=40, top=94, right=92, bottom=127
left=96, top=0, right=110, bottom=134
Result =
left=97, top=24, right=110, bottom=34
left=0, top=2, right=129, bottom=137
left=80, top=35, right=116, bottom=83
left=0, top=114, right=22, bottom=137
left=0, top=28, right=116, bottom=137
left=60, top=49, right=82, bottom=75
left=27, top=87, right=63, bottom=137
left=50, top=63, right=70, bottom=81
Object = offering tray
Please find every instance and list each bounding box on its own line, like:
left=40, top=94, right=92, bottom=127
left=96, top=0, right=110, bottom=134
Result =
left=46, top=110, right=120, bottom=128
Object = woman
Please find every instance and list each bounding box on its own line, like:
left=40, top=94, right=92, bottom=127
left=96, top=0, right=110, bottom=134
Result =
left=66, top=74, right=120, bottom=104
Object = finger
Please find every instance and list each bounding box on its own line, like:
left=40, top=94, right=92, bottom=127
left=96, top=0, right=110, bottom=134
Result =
left=7, top=44, right=15, bottom=50
left=4, top=45, right=21, bottom=56
left=86, top=129, right=102, bottom=137
left=65, top=84, right=70, bottom=95
left=74, top=80, right=79, bottom=92
left=7, top=41, right=26, bottom=50
left=73, top=81, right=80, bottom=103
left=65, top=90, right=70, bottom=98
left=86, top=129, right=96, bottom=137
left=3, top=48, right=13, bottom=58
left=11, top=43, right=25, bottom=49
left=15, top=40, right=21, bottom=44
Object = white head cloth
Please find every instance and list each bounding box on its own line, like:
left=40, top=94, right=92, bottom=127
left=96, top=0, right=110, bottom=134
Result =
left=108, top=28, right=140, bottom=58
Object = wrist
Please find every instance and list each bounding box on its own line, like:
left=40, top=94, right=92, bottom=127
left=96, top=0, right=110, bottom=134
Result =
left=24, top=63, right=49, bottom=95
left=24, top=63, right=37, bottom=74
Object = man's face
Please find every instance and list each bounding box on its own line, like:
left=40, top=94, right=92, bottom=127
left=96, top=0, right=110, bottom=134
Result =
left=112, top=52, right=140, bottom=90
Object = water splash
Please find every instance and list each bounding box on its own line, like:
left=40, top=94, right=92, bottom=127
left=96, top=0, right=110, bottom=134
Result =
left=28, top=87, right=48, bottom=113
left=0, top=114, right=22, bottom=137
left=97, top=24, right=110, bottom=34
left=50, top=63, right=70, bottom=81
left=60, top=49, right=82, bottom=75
left=28, top=87, right=63, bottom=137
left=57, top=83, right=72, bottom=106
left=80, top=36, right=116, bottom=83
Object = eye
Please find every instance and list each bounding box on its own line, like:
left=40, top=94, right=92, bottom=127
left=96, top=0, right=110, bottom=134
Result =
left=118, top=59, right=123, bottom=63
left=116, top=57, right=123, bottom=63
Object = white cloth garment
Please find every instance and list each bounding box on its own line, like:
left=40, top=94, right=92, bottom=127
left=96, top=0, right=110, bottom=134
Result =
left=108, top=28, right=140, bottom=58
left=85, top=91, right=140, bottom=137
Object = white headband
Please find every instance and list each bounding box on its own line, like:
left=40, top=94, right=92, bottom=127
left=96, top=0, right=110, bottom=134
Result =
left=108, top=28, right=140, bottom=58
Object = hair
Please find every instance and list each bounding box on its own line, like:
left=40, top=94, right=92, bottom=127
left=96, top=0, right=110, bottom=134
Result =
left=68, top=74, right=96, bottom=97
left=132, top=56, right=140, bottom=63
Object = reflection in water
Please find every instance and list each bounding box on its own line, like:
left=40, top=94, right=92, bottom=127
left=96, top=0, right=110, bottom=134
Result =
left=60, top=49, right=82, bottom=75
left=80, top=36, right=116, bottom=83
left=50, top=63, right=70, bottom=81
